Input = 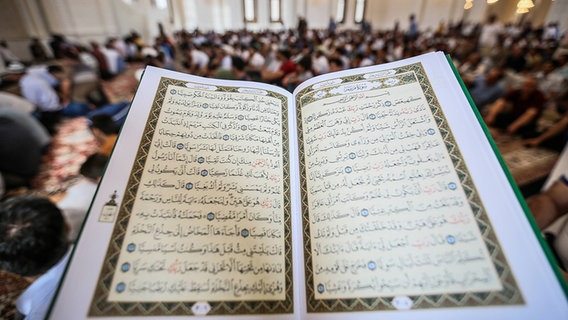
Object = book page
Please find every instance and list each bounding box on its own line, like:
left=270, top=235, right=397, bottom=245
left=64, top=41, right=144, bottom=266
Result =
left=294, top=53, right=523, bottom=314
left=54, top=67, right=296, bottom=318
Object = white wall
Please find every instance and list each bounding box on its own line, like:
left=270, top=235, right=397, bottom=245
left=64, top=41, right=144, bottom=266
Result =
left=0, top=0, right=38, bottom=61
left=545, top=0, right=568, bottom=33
left=305, top=0, right=334, bottom=29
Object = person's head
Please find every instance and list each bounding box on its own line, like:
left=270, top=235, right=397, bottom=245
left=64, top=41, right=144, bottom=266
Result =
left=231, top=56, right=247, bottom=73
left=510, top=44, right=524, bottom=57
left=90, top=41, right=100, bottom=50
left=89, top=114, right=119, bottom=144
left=80, top=153, right=108, bottom=182
left=47, top=64, right=65, bottom=80
left=0, top=196, right=69, bottom=277
left=249, top=41, right=260, bottom=52
left=4, top=62, right=26, bottom=81
left=521, top=76, right=538, bottom=95
left=277, top=49, right=291, bottom=61
left=485, top=67, right=504, bottom=84
left=297, top=56, right=312, bottom=73
left=329, top=57, right=343, bottom=72
left=541, top=60, right=556, bottom=74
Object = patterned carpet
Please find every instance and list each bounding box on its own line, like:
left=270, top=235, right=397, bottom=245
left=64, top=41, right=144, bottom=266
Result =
left=31, top=117, right=98, bottom=194
left=31, top=63, right=142, bottom=195
left=493, top=132, right=559, bottom=188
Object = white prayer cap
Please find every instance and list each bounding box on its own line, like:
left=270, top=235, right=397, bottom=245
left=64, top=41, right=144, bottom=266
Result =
left=6, top=62, right=25, bottom=74
left=141, top=46, right=158, bottom=58
left=221, top=44, right=234, bottom=55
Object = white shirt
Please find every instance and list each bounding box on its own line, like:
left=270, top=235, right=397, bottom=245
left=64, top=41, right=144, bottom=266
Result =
left=79, top=52, right=99, bottom=71
left=219, top=55, right=232, bottom=70
left=249, top=52, right=265, bottom=69
left=191, top=49, right=210, bottom=69
left=313, top=55, right=329, bottom=75
left=479, top=22, right=504, bottom=48
left=19, top=72, right=61, bottom=112
left=58, top=179, right=98, bottom=241
left=101, top=47, right=120, bottom=74
left=16, top=248, right=72, bottom=320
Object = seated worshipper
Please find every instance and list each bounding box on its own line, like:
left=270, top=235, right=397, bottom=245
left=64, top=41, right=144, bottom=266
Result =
left=0, top=107, right=51, bottom=153
left=0, top=196, right=72, bottom=320
left=534, top=60, right=565, bottom=101
left=28, top=38, right=49, bottom=62
left=526, top=175, right=568, bottom=270
left=186, top=45, right=210, bottom=76
left=232, top=56, right=249, bottom=81
left=6, top=63, right=92, bottom=134
left=0, top=113, right=45, bottom=191
left=261, top=49, right=296, bottom=86
left=101, top=39, right=125, bottom=77
left=90, top=41, right=112, bottom=80
left=282, top=56, right=314, bottom=92
left=484, top=76, right=546, bottom=137
left=467, top=67, right=507, bottom=113
left=328, top=57, right=344, bottom=73
left=87, top=100, right=131, bottom=128
left=57, top=153, right=108, bottom=242
left=524, top=90, right=568, bottom=152
left=0, top=40, right=21, bottom=66
left=214, top=56, right=249, bottom=81
left=89, top=114, right=119, bottom=157
left=243, top=42, right=265, bottom=71
left=503, top=44, right=527, bottom=73
left=458, top=52, right=488, bottom=84
left=312, top=49, right=329, bottom=75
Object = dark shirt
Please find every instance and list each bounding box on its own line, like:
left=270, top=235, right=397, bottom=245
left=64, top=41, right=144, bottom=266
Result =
left=279, top=60, right=297, bottom=76
left=504, top=88, right=546, bottom=119
left=0, top=116, right=43, bottom=178
left=505, top=55, right=527, bottom=73
left=469, top=76, right=506, bottom=111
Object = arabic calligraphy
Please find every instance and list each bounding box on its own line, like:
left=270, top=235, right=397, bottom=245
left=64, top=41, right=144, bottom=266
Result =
left=300, top=73, right=502, bottom=299
left=108, top=84, right=288, bottom=302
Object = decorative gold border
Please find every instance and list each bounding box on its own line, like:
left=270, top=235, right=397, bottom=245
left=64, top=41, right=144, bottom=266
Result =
left=295, top=63, right=524, bottom=312
left=88, top=77, right=294, bottom=316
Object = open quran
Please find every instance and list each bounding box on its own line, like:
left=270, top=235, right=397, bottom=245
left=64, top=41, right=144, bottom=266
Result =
left=49, top=52, right=568, bottom=319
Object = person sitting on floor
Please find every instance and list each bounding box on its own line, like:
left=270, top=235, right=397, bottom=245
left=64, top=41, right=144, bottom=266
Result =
left=87, top=99, right=131, bottom=128
left=0, top=40, right=21, bottom=66
left=0, top=113, right=45, bottom=191
left=527, top=175, right=568, bottom=272
left=467, top=67, right=507, bottom=114
left=5, top=63, right=92, bottom=134
left=484, top=76, right=546, bottom=137
left=0, top=196, right=72, bottom=320
left=57, top=153, right=108, bottom=242
left=282, top=55, right=314, bottom=92
left=89, top=114, right=119, bottom=157
left=524, top=89, right=568, bottom=152
left=261, top=49, right=296, bottom=86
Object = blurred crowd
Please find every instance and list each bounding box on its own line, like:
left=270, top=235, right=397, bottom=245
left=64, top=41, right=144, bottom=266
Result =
left=1, top=14, right=568, bottom=319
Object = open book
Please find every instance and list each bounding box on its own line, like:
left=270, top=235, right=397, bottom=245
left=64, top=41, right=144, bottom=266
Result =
left=49, top=52, right=568, bottom=319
